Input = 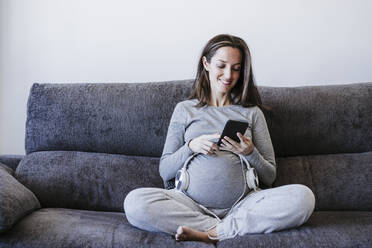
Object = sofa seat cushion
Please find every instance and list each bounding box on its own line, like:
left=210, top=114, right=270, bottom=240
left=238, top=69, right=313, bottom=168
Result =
left=1, top=210, right=371, bottom=248
left=0, top=208, right=213, bottom=248
left=15, top=151, right=163, bottom=212
left=217, top=211, right=372, bottom=248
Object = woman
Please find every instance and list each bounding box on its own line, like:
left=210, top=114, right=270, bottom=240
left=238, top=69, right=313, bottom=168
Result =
left=124, top=34, right=315, bottom=243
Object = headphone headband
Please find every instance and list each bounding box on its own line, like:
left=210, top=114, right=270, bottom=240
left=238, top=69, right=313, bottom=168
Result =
left=182, top=153, right=199, bottom=170
left=177, top=151, right=258, bottom=192
left=182, top=152, right=251, bottom=170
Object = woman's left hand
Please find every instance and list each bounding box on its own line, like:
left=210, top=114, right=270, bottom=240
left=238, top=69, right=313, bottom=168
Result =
left=220, top=132, right=254, bottom=156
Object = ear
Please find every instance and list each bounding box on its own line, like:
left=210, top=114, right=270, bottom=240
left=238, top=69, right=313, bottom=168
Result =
left=202, top=56, right=210, bottom=71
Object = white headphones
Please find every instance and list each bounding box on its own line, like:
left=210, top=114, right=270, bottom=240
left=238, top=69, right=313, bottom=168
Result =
left=175, top=152, right=259, bottom=192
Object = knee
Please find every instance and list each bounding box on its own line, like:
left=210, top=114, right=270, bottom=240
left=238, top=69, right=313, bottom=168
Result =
left=290, top=184, right=316, bottom=217
left=124, top=188, right=153, bottom=222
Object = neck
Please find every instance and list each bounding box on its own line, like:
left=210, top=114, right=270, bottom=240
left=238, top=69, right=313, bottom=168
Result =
left=209, top=92, right=231, bottom=107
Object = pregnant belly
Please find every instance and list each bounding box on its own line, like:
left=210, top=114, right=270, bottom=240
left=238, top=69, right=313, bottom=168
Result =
left=185, top=151, right=246, bottom=209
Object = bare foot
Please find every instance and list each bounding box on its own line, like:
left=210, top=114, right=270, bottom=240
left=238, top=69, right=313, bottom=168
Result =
left=175, top=226, right=218, bottom=244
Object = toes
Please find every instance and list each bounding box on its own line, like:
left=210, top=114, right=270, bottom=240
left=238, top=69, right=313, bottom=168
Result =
left=175, top=233, right=186, bottom=241
left=176, top=226, right=184, bottom=235
left=175, top=226, right=185, bottom=241
left=175, top=234, right=180, bottom=241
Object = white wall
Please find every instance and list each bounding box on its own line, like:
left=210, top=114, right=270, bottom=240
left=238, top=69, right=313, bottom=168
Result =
left=1, top=0, right=372, bottom=155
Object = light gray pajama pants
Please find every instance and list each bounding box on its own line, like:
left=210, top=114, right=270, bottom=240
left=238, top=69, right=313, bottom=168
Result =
left=123, top=184, right=315, bottom=241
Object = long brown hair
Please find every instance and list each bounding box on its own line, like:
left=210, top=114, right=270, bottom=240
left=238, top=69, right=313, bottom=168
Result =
left=189, top=34, right=262, bottom=109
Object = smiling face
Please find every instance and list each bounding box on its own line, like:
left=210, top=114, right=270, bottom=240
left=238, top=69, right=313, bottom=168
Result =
left=202, top=46, right=242, bottom=102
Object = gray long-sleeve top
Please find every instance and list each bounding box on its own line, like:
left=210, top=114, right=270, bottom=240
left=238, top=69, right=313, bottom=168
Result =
left=159, top=99, right=276, bottom=206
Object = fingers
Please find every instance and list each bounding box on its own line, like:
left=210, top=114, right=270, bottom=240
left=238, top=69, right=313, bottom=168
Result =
left=225, top=133, right=251, bottom=145
left=200, top=133, right=220, bottom=155
left=220, top=133, right=248, bottom=149
left=237, top=132, right=247, bottom=142
left=201, top=144, right=211, bottom=155
left=207, top=140, right=220, bottom=151
left=223, top=136, right=239, bottom=147
left=221, top=133, right=254, bottom=155
left=220, top=138, right=235, bottom=153
left=203, top=133, right=221, bottom=141
left=201, top=144, right=217, bottom=155
left=201, top=141, right=219, bottom=155
left=191, top=133, right=221, bottom=155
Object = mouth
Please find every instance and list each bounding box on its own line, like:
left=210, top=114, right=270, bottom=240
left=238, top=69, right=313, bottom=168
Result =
left=219, top=79, right=231, bottom=86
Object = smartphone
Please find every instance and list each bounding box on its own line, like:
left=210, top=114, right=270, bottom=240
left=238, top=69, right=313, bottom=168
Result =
left=217, top=120, right=249, bottom=146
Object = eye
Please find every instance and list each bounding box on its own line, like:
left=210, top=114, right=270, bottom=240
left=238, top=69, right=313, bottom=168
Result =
left=217, top=64, right=225, bottom=69
left=233, top=66, right=241, bottom=72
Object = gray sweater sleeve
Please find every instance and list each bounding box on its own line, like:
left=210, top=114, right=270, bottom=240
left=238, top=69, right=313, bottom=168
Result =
left=244, top=107, right=277, bottom=187
left=159, top=103, right=193, bottom=183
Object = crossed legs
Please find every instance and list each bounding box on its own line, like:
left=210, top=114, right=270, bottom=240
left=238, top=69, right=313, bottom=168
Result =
left=124, top=184, right=315, bottom=243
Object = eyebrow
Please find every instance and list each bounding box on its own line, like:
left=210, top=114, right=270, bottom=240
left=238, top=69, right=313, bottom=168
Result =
left=217, top=59, right=241, bottom=65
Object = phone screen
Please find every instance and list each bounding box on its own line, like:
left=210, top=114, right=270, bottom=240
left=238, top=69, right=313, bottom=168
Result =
left=217, top=120, right=249, bottom=146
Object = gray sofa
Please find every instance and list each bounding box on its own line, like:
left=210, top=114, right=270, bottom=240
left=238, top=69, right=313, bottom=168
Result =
left=0, top=80, right=371, bottom=248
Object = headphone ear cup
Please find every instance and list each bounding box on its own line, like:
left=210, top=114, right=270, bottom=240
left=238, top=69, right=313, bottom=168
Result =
left=238, top=154, right=259, bottom=191
left=246, top=168, right=259, bottom=191
left=175, top=168, right=190, bottom=192
left=184, top=170, right=190, bottom=190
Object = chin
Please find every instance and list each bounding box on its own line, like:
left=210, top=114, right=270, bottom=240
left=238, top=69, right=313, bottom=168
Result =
left=218, top=86, right=232, bottom=94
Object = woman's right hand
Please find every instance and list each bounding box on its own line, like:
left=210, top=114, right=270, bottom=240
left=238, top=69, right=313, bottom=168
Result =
left=188, top=133, right=221, bottom=155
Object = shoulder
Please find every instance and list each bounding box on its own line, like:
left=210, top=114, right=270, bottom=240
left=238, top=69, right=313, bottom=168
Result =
left=252, top=105, right=264, bottom=116
left=178, top=99, right=198, bottom=106
left=171, top=99, right=197, bottom=120
left=235, top=105, right=266, bottom=123
left=249, top=105, right=265, bottom=120
left=247, top=106, right=268, bottom=125
left=235, top=104, right=262, bottom=114
left=175, top=99, right=198, bottom=110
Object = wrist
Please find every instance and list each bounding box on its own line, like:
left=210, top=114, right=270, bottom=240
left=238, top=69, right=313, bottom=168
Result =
left=243, top=147, right=254, bottom=156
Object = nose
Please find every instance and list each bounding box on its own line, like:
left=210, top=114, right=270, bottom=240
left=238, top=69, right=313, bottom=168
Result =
left=224, top=68, right=232, bottom=81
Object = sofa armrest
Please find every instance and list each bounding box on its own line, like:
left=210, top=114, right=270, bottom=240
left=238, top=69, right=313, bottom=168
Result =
left=0, top=162, right=41, bottom=233
left=0, top=154, right=25, bottom=171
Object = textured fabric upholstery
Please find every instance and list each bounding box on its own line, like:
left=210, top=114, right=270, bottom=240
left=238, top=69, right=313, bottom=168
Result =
left=0, top=163, right=13, bottom=176
left=217, top=211, right=372, bottom=248
left=0, top=80, right=370, bottom=247
left=274, top=151, right=372, bottom=211
left=25, top=82, right=372, bottom=157
left=0, top=208, right=214, bottom=248
left=0, top=155, right=24, bottom=171
left=15, top=150, right=372, bottom=212
left=23, top=81, right=372, bottom=212
left=0, top=209, right=370, bottom=248
left=0, top=163, right=41, bottom=233
left=15, top=151, right=163, bottom=212
left=25, top=81, right=192, bottom=156
left=259, top=83, right=372, bottom=157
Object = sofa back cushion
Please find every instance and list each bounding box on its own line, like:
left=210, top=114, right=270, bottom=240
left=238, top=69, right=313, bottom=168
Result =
left=26, top=81, right=372, bottom=157
left=15, top=151, right=163, bottom=212
left=273, top=151, right=372, bottom=211
left=259, top=83, right=372, bottom=157
left=25, top=81, right=191, bottom=157
left=15, top=151, right=372, bottom=212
